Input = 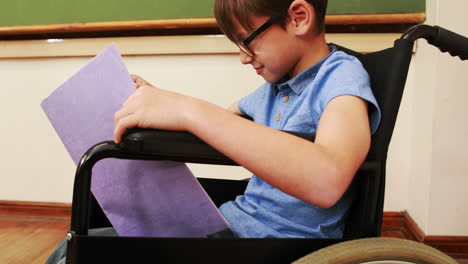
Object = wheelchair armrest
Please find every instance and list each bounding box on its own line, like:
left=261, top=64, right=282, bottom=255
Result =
left=120, top=128, right=316, bottom=165
left=120, top=128, right=236, bottom=165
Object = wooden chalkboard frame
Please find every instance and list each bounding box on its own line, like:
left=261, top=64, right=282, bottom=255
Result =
left=0, top=0, right=426, bottom=39
left=0, top=13, right=426, bottom=40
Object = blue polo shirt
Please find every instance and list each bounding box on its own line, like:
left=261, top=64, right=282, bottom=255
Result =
left=219, top=46, right=381, bottom=238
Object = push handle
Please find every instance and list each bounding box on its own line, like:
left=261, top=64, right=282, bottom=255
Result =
left=428, top=26, right=468, bottom=60
left=402, top=25, right=468, bottom=61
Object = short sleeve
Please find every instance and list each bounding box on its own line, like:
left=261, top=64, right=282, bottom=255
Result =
left=318, top=54, right=381, bottom=134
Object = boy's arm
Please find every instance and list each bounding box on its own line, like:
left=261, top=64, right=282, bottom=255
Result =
left=114, top=84, right=370, bottom=209
left=226, top=100, right=242, bottom=115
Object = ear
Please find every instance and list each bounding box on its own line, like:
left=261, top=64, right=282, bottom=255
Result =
left=288, top=0, right=316, bottom=36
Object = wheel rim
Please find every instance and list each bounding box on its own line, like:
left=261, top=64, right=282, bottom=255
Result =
left=360, top=261, right=420, bottom=264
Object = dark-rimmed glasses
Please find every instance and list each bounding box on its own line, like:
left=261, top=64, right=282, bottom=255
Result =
left=236, top=16, right=280, bottom=57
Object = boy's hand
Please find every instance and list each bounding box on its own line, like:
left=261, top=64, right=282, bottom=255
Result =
left=114, top=77, right=195, bottom=143
left=131, top=74, right=151, bottom=89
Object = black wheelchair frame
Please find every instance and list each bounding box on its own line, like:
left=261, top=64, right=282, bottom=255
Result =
left=65, top=25, right=468, bottom=264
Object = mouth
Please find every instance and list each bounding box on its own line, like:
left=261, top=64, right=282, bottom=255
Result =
left=255, top=66, right=264, bottom=75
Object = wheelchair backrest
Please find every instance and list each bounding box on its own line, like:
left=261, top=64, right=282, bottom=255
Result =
left=335, top=39, right=414, bottom=238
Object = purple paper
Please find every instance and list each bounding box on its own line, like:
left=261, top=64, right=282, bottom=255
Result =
left=41, top=44, right=228, bottom=237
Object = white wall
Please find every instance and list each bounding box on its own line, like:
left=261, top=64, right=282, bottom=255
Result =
left=360, top=0, right=468, bottom=236
left=1, top=0, right=467, bottom=236
left=406, top=0, right=468, bottom=236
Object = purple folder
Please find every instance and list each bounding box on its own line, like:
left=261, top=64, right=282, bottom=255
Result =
left=41, top=44, right=229, bottom=237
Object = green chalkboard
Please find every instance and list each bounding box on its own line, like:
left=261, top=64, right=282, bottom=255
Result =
left=328, top=0, right=425, bottom=15
left=0, top=0, right=425, bottom=27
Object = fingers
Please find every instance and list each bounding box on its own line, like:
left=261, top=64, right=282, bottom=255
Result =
left=114, top=82, right=166, bottom=143
left=130, top=74, right=150, bottom=89
left=114, top=114, right=139, bottom=144
left=114, top=103, right=134, bottom=126
left=114, top=93, right=139, bottom=143
left=114, top=85, right=154, bottom=143
left=122, top=90, right=139, bottom=108
left=130, top=74, right=139, bottom=81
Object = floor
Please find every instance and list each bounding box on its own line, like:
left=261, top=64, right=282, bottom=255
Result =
left=1, top=211, right=466, bottom=264
left=0, top=213, right=69, bottom=264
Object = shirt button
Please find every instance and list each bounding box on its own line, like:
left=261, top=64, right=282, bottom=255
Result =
left=283, top=95, right=289, bottom=102
left=276, top=114, right=281, bottom=121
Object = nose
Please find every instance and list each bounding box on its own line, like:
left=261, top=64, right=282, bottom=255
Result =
left=240, top=49, right=253, bottom=65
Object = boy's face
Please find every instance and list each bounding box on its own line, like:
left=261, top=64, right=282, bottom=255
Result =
left=233, top=16, right=301, bottom=83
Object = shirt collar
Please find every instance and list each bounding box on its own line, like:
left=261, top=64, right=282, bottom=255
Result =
left=273, top=45, right=337, bottom=95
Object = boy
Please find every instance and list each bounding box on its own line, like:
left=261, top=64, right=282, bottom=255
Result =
left=114, top=0, right=380, bottom=238
left=47, top=0, right=380, bottom=262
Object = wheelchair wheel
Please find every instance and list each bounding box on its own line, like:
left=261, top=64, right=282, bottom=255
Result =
left=293, top=237, right=457, bottom=264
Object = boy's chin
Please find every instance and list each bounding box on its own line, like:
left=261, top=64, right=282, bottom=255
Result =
left=263, top=74, right=288, bottom=84
left=261, top=74, right=281, bottom=84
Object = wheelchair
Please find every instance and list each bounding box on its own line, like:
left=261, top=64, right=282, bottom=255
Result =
left=64, top=25, right=468, bottom=263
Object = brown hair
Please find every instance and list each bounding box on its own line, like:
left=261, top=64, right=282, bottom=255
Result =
left=214, top=0, right=328, bottom=43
